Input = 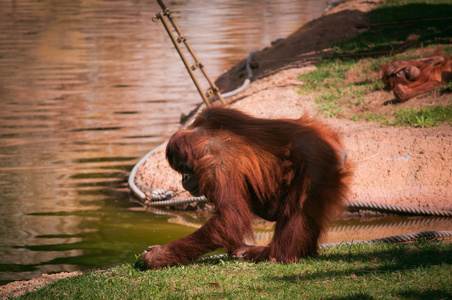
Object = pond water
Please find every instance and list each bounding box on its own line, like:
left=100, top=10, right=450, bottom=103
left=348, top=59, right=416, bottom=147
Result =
left=1, top=0, right=450, bottom=285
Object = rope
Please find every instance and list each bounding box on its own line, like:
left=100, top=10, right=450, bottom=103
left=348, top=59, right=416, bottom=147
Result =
left=145, top=195, right=207, bottom=207
left=348, top=201, right=452, bottom=217
left=148, top=188, right=174, bottom=201
left=128, top=142, right=167, bottom=200
left=142, top=191, right=452, bottom=217
left=330, top=217, right=449, bottom=233
left=221, top=51, right=257, bottom=98
left=198, top=230, right=452, bottom=262
left=320, top=230, right=452, bottom=248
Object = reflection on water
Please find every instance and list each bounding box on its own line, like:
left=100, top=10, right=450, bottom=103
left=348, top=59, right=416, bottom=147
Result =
left=153, top=210, right=452, bottom=247
left=1, top=0, right=449, bottom=286
left=0, top=0, right=330, bottom=284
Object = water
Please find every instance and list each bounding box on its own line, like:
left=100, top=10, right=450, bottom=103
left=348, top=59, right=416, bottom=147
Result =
left=1, top=0, right=450, bottom=286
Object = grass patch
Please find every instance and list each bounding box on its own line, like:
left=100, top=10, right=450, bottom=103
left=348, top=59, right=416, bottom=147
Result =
left=314, top=93, right=344, bottom=117
left=391, top=106, right=452, bottom=127
left=362, top=106, right=452, bottom=127
left=16, top=240, right=452, bottom=299
left=297, top=59, right=352, bottom=92
left=297, top=57, right=382, bottom=119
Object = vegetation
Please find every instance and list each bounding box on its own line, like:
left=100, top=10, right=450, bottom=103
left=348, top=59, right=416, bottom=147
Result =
left=297, top=0, right=452, bottom=126
left=17, top=240, right=452, bottom=299
left=390, top=106, right=452, bottom=127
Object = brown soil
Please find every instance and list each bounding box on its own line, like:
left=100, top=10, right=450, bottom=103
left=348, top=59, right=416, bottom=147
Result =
left=0, top=272, right=83, bottom=299
left=2, top=0, right=451, bottom=298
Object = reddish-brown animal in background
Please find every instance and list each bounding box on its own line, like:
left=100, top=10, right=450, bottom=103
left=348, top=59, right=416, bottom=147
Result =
left=381, top=55, right=452, bottom=102
left=142, top=106, right=352, bottom=269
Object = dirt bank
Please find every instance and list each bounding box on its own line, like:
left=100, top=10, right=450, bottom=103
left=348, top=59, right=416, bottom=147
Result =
left=135, top=65, right=451, bottom=211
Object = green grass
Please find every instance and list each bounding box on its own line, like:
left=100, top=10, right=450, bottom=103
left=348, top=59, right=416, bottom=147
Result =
left=391, top=106, right=452, bottom=127
left=15, top=240, right=452, bottom=299
left=362, top=106, right=452, bottom=127
left=298, top=59, right=354, bottom=93
left=314, top=92, right=344, bottom=117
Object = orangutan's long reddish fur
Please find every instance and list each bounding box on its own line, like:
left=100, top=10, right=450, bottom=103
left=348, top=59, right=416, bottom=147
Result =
left=142, top=106, right=352, bottom=269
left=381, top=55, right=452, bottom=102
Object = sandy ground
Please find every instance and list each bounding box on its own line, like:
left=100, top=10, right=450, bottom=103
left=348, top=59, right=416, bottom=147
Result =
left=2, top=0, right=451, bottom=298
